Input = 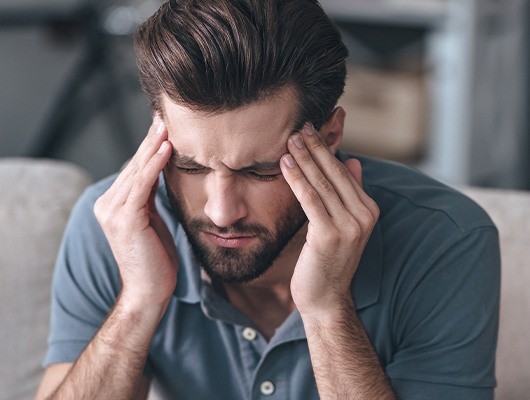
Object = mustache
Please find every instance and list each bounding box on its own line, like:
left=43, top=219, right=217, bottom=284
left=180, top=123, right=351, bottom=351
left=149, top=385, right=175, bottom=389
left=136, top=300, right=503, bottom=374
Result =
left=187, top=219, right=270, bottom=237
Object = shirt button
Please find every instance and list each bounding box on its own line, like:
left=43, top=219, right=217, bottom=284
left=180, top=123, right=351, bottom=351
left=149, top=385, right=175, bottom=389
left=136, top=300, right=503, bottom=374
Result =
left=260, top=380, right=275, bottom=395
left=242, top=327, right=257, bottom=341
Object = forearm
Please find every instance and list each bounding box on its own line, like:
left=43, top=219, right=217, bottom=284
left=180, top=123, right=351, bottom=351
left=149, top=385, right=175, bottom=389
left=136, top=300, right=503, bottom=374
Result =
left=302, top=300, right=395, bottom=400
left=47, top=294, right=167, bottom=400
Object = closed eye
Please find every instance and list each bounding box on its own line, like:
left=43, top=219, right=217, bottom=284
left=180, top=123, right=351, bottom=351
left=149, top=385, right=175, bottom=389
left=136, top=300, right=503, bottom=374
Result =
left=247, top=171, right=281, bottom=181
left=177, top=166, right=207, bottom=174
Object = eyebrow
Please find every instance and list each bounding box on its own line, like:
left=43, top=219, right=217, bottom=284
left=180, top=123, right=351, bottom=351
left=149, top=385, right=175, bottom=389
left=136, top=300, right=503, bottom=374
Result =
left=170, top=151, right=202, bottom=168
left=170, top=149, right=281, bottom=172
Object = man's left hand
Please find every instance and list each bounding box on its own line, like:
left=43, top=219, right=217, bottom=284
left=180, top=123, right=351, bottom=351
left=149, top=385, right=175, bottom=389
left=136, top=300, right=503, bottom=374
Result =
left=280, top=123, right=380, bottom=318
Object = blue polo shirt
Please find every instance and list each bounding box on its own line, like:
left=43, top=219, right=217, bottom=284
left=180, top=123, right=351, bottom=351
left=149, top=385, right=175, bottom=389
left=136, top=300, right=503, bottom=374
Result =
left=44, top=154, right=500, bottom=399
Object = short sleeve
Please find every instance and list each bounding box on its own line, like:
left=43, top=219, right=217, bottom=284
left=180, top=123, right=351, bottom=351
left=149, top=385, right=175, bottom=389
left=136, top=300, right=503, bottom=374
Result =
left=386, top=226, right=500, bottom=400
left=43, top=178, right=121, bottom=367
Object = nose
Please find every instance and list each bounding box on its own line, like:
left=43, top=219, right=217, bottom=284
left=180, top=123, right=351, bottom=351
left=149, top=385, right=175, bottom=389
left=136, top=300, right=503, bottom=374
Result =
left=203, top=175, right=248, bottom=228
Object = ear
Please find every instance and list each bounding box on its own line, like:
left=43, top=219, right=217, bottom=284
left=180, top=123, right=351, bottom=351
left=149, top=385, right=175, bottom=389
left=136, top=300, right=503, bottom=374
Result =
left=319, top=107, right=345, bottom=153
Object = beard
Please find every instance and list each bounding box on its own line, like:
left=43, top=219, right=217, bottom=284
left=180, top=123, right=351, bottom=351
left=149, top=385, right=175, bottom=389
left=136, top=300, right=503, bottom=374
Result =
left=164, top=179, right=307, bottom=284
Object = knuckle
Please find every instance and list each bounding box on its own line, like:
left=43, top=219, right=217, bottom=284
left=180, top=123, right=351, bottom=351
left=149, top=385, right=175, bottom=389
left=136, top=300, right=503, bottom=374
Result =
left=302, top=187, right=321, bottom=204
left=357, top=208, right=375, bottom=227
left=308, top=137, right=324, bottom=151
left=105, top=210, right=134, bottom=236
left=315, top=176, right=334, bottom=195
left=122, top=160, right=138, bottom=176
left=291, top=170, right=307, bottom=186
left=93, top=197, right=104, bottom=215
left=334, top=163, right=351, bottom=180
left=113, top=213, right=132, bottom=233
left=295, top=148, right=312, bottom=164
left=326, top=226, right=342, bottom=242
left=93, top=197, right=109, bottom=222
left=345, top=220, right=362, bottom=238
left=370, top=200, right=381, bottom=219
left=132, top=173, right=149, bottom=193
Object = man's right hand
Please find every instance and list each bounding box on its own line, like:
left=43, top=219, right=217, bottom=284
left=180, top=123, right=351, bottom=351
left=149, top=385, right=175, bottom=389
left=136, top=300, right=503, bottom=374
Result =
left=94, top=116, right=177, bottom=308
left=37, top=118, right=175, bottom=399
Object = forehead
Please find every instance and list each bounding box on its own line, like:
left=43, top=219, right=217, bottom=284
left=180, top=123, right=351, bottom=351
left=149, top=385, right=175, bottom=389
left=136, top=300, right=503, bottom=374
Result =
left=161, top=88, right=300, bottom=169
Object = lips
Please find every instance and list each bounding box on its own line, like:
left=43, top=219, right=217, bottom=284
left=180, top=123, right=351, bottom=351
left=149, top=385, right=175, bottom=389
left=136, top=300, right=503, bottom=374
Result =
left=203, top=231, right=257, bottom=248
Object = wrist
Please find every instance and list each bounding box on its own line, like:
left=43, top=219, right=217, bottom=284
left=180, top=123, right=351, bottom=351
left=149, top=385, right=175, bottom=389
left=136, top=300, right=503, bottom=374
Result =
left=298, top=295, right=356, bottom=326
left=92, top=293, right=169, bottom=358
left=117, top=289, right=171, bottom=325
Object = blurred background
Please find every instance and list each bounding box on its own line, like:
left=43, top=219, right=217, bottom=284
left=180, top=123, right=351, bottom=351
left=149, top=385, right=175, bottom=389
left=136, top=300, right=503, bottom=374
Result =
left=0, top=0, right=529, bottom=188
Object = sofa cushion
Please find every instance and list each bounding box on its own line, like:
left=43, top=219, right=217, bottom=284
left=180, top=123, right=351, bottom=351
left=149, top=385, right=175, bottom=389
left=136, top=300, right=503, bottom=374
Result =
left=0, top=158, right=91, bottom=400
left=462, top=187, right=530, bottom=400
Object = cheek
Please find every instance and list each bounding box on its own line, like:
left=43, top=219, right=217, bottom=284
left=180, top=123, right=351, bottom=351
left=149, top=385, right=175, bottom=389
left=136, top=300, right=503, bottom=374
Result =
left=164, top=169, right=206, bottom=214
left=256, top=179, right=299, bottom=221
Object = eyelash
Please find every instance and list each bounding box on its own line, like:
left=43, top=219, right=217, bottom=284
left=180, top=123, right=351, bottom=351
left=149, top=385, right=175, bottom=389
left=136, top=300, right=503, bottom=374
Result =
left=248, top=172, right=280, bottom=182
left=178, top=167, right=206, bottom=175
left=177, top=167, right=279, bottom=182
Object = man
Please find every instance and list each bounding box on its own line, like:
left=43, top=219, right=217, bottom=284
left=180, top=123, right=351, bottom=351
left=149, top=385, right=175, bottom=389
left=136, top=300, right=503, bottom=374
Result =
left=37, top=0, right=500, bottom=399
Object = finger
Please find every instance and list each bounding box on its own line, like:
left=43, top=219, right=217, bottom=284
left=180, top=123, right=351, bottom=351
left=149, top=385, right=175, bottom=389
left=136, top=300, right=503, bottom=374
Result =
left=345, top=158, right=362, bottom=187
left=118, top=116, right=167, bottom=184
left=133, top=115, right=168, bottom=168
left=146, top=177, right=175, bottom=264
left=286, top=133, right=351, bottom=220
left=343, top=158, right=379, bottom=219
left=280, top=153, right=335, bottom=230
left=299, top=123, right=362, bottom=200
left=126, top=140, right=172, bottom=210
left=300, top=124, right=378, bottom=219
left=107, top=118, right=168, bottom=205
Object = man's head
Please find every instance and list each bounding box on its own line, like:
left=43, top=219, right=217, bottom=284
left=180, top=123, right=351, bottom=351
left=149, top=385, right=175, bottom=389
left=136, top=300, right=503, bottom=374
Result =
left=134, top=0, right=349, bottom=283
left=134, top=0, right=348, bottom=131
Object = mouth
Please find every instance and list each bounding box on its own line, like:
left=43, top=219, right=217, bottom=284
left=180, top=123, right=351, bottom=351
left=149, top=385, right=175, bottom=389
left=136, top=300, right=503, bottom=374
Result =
left=203, top=231, right=257, bottom=248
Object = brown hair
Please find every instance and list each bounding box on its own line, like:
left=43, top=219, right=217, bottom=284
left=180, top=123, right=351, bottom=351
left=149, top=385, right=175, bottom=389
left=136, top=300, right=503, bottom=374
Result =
left=134, top=0, right=348, bottom=130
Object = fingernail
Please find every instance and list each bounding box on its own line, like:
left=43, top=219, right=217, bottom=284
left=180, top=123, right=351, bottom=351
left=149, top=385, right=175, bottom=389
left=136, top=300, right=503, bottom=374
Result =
left=282, top=154, right=296, bottom=169
left=157, top=141, right=169, bottom=154
left=304, top=122, right=314, bottom=136
left=156, top=120, right=165, bottom=135
left=292, top=134, right=304, bottom=149
left=153, top=114, right=164, bottom=134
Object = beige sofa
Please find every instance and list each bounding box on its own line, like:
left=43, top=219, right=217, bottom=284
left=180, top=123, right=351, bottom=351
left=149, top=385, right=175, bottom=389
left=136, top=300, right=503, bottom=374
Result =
left=0, top=158, right=528, bottom=399
left=0, top=158, right=92, bottom=399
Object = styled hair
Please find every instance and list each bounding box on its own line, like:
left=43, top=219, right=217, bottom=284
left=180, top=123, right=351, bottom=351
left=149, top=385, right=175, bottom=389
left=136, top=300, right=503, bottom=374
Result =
left=134, top=0, right=348, bottom=129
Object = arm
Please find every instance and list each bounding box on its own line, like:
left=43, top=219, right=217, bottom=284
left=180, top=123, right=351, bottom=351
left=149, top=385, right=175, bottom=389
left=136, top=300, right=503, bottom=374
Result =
left=280, top=121, right=395, bottom=399
left=302, top=303, right=394, bottom=399
left=36, top=363, right=150, bottom=400
left=38, top=297, right=160, bottom=400
left=38, top=117, right=176, bottom=399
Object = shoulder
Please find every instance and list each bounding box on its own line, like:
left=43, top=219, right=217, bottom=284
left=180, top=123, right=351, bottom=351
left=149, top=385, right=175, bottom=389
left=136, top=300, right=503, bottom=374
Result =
left=339, top=153, right=496, bottom=234
left=344, top=155, right=500, bottom=392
